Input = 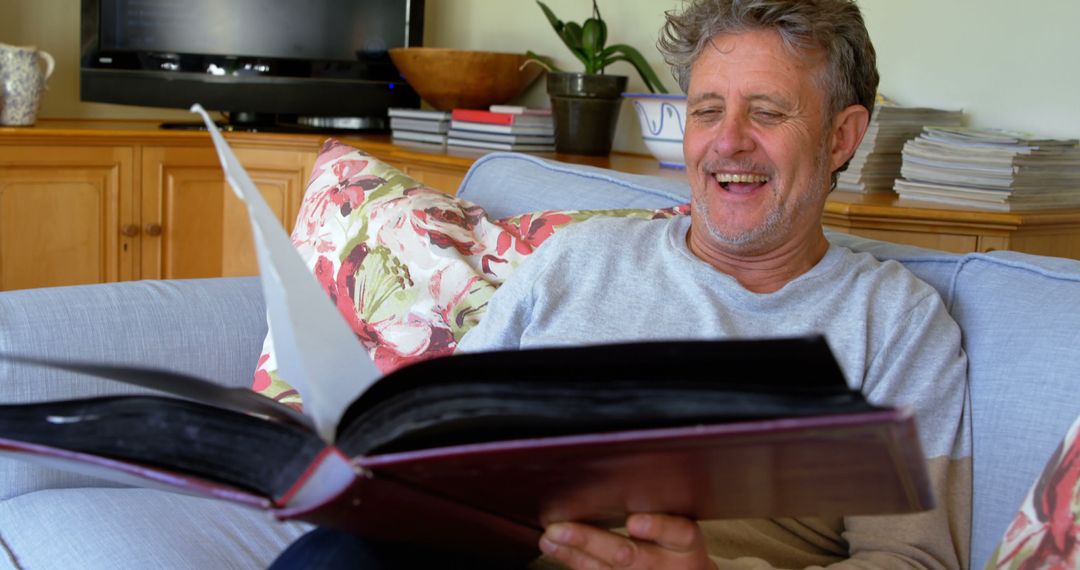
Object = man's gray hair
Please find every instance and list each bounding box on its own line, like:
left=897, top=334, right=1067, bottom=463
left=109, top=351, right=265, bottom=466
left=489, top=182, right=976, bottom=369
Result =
left=659, top=0, right=880, bottom=119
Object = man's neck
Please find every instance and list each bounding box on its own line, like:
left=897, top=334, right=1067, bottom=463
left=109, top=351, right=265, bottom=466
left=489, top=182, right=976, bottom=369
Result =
left=686, top=226, right=831, bottom=294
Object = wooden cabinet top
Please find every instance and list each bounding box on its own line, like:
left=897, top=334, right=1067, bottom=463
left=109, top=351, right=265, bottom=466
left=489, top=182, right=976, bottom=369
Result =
left=825, top=188, right=1080, bottom=230
left=7, top=118, right=1080, bottom=233
left=1, top=119, right=685, bottom=181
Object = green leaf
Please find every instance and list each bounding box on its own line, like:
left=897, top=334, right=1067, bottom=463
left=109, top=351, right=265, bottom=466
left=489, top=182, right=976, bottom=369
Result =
left=561, top=21, right=584, bottom=50
left=525, top=51, right=560, bottom=73
left=595, top=17, right=608, bottom=52
left=605, top=44, right=669, bottom=94
left=560, top=22, right=596, bottom=69
left=536, top=1, right=564, bottom=35
left=582, top=18, right=604, bottom=57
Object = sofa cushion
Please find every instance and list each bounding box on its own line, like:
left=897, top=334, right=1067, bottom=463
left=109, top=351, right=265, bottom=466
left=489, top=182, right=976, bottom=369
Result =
left=0, top=487, right=311, bottom=570
left=0, top=277, right=265, bottom=499
left=254, top=140, right=689, bottom=407
left=948, top=251, right=1080, bottom=567
left=457, top=152, right=692, bottom=218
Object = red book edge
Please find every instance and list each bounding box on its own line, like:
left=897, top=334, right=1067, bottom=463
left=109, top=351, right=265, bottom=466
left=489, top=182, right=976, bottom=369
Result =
left=450, top=109, right=518, bottom=125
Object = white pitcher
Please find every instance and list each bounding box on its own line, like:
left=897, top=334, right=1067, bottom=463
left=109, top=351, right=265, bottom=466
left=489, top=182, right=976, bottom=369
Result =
left=0, top=43, right=55, bottom=126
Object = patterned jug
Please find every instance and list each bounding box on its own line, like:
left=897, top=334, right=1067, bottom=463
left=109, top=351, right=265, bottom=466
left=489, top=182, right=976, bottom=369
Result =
left=0, top=43, right=55, bottom=126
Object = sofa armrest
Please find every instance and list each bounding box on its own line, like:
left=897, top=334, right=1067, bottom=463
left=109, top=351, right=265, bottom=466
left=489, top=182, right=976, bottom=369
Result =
left=0, top=277, right=266, bottom=498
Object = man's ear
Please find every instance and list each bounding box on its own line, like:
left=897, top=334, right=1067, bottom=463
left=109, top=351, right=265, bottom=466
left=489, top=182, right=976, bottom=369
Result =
left=828, top=104, right=871, bottom=172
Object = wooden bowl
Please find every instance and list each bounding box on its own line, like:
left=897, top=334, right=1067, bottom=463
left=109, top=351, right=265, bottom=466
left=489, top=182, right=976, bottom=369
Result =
left=389, top=48, right=544, bottom=111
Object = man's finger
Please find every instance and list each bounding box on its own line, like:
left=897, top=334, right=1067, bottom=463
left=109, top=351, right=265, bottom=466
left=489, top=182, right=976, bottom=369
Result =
left=541, top=522, right=640, bottom=568
left=625, top=513, right=704, bottom=552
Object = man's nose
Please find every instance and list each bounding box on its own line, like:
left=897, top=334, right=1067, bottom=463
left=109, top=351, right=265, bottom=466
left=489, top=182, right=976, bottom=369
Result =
left=711, top=114, right=755, bottom=157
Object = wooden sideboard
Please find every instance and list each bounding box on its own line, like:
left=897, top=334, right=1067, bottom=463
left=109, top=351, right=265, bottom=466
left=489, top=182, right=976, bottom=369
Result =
left=2, top=119, right=1079, bottom=291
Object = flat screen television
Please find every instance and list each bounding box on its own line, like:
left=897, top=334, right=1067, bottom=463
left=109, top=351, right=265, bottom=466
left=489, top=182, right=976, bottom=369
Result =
left=80, top=0, right=424, bottom=131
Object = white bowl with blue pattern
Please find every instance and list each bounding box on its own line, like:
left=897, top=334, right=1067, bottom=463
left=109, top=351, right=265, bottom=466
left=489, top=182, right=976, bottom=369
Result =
left=624, top=92, right=687, bottom=169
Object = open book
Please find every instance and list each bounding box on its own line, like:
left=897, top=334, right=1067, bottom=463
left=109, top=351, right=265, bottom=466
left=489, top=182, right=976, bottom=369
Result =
left=0, top=106, right=932, bottom=559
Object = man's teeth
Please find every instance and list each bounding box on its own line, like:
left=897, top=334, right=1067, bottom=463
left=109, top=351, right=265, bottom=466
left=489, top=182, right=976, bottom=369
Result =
left=714, top=173, right=769, bottom=184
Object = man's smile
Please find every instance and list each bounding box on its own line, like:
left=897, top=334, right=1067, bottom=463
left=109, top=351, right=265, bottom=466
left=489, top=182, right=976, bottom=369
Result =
left=713, top=172, right=770, bottom=194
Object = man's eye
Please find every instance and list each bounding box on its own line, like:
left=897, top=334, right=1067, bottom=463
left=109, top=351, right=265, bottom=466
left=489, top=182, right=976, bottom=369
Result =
left=754, top=110, right=784, bottom=122
left=690, top=108, right=722, bottom=120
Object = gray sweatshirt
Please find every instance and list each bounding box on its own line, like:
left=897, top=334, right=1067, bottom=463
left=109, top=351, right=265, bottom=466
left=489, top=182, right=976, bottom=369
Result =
left=458, top=215, right=973, bottom=569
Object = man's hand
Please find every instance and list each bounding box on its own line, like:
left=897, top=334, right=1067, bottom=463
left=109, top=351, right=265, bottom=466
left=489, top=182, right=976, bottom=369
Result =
left=538, top=513, right=714, bottom=569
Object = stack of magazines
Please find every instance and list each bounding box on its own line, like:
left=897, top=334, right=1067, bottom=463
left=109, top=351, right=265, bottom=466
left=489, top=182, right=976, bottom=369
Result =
left=893, top=126, right=1080, bottom=211
left=389, top=108, right=451, bottom=146
left=836, top=102, right=962, bottom=193
left=447, top=106, right=555, bottom=152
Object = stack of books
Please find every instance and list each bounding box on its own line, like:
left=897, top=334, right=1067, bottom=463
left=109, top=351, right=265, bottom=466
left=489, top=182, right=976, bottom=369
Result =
left=836, top=102, right=963, bottom=193
left=893, top=126, right=1080, bottom=211
left=389, top=108, right=451, bottom=146
left=447, top=106, right=555, bottom=152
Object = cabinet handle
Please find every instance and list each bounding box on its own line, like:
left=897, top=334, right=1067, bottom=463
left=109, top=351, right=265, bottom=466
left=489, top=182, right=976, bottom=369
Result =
left=120, top=224, right=140, bottom=237
left=145, top=223, right=163, bottom=237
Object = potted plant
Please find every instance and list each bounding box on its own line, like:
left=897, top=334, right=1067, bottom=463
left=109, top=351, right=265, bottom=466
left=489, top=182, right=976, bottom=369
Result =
left=529, top=1, right=669, bottom=155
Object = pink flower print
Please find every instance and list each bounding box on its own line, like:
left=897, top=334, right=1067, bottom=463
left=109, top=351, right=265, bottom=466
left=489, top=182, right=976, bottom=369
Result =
left=369, top=316, right=455, bottom=373
left=424, top=229, right=479, bottom=255
left=408, top=208, right=482, bottom=255
left=308, top=139, right=361, bottom=184
left=495, top=211, right=573, bottom=256
left=312, top=256, right=338, bottom=306
left=481, top=253, right=509, bottom=275
left=420, top=205, right=470, bottom=228
left=252, top=352, right=272, bottom=392
left=329, top=160, right=385, bottom=216
left=296, top=158, right=383, bottom=228
left=274, top=389, right=303, bottom=411
left=1020, top=437, right=1080, bottom=569
left=312, top=250, right=371, bottom=343
left=654, top=203, right=692, bottom=218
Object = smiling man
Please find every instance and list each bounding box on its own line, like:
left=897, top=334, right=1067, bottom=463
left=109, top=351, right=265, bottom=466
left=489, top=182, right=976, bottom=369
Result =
left=271, top=1, right=972, bottom=568
left=454, top=0, right=973, bottom=568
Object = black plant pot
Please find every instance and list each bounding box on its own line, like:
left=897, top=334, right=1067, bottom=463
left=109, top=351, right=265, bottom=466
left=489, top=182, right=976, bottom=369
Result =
left=546, top=72, right=628, bottom=156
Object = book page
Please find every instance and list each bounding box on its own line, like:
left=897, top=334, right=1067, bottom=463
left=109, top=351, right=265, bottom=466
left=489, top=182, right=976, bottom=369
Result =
left=191, top=104, right=380, bottom=442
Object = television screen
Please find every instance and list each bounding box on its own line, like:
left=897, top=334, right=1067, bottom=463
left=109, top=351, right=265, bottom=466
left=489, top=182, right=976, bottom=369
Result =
left=81, top=0, right=424, bottom=131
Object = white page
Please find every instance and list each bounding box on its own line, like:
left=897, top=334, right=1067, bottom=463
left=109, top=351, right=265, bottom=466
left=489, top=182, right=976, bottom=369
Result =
left=190, top=104, right=381, bottom=442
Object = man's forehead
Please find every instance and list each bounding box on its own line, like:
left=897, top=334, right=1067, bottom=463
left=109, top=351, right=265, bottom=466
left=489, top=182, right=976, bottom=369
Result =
left=687, top=29, right=826, bottom=103
left=701, top=29, right=826, bottom=71
left=686, top=90, right=795, bottom=108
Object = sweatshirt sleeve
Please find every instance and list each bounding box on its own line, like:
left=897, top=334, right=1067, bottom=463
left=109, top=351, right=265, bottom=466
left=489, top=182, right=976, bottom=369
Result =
left=706, top=291, right=972, bottom=570
left=842, top=290, right=972, bottom=569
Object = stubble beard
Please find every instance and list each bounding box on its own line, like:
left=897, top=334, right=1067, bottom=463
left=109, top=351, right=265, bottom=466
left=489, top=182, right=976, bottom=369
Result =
left=695, top=144, right=832, bottom=253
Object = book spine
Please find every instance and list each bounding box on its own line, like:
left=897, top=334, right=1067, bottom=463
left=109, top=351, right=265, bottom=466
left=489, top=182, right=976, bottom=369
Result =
left=489, top=105, right=552, bottom=116
left=450, top=109, right=516, bottom=125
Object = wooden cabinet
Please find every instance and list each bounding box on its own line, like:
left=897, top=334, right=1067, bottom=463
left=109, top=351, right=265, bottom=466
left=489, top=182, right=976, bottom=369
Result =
left=0, top=145, right=134, bottom=290
left=139, top=145, right=312, bottom=279
left=0, top=122, right=319, bottom=290
left=823, top=191, right=1080, bottom=259
left=3, top=119, right=1080, bottom=291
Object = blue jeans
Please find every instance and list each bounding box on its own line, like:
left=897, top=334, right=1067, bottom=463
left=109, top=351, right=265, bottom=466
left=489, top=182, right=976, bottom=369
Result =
left=270, top=527, right=529, bottom=569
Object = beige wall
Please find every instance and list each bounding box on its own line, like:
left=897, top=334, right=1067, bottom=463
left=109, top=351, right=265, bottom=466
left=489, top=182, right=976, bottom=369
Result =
left=0, top=0, right=195, bottom=122
left=860, top=0, right=1080, bottom=140
left=2, top=0, right=1078, bottom=154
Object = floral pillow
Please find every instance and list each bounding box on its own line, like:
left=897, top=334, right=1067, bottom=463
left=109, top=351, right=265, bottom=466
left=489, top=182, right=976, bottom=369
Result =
left=985, top=413, right=1080, bottom=569
left=253, top=139, right=689, bottom=408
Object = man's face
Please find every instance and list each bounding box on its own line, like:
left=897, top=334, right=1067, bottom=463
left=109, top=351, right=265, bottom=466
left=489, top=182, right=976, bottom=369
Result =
left=683, top=29, right=837, bottom=258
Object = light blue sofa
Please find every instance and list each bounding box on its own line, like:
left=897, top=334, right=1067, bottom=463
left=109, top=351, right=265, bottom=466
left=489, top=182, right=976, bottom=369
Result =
left=2, top=152, right=1079, bottom=569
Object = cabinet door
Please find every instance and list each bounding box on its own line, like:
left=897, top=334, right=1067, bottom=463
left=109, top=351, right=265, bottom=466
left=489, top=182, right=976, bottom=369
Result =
left=140, top=145, right=313, bottom=280
left=387, top=160, right=465, bottom=195
left=0, top=145, right=134, bottom=290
